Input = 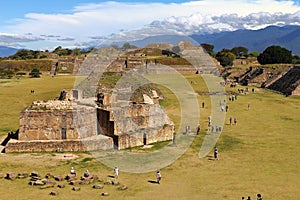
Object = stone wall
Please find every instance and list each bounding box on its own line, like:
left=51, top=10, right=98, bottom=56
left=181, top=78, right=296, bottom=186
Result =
left=19, top=104, right=98, bottom=141
left=97, top=103, right=174, bottom=149
left=5, top=135, right=114, bottom=153
left=291, top=83, right=300, bottom=96
left=97, top=109, right=114, bottom=137
left=116, top=124, right=174, bottom=149
left=267, top=66, right=300, bottom=96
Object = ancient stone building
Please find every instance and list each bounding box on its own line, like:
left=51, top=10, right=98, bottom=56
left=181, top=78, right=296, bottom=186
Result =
left=5, top=89, right=114, bottom=152
left=6, top=88, right=174, bottom=152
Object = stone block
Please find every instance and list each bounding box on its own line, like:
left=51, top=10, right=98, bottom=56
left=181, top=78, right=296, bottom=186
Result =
left=31, top=171, right=39, bottom=177
left=49, top=189, right=59, bottom=196
left=57, top=184, right=65, bottom=188
left=5, top=172, right=16, bottom=180
left=54, top=175, right=64, bottom=181
left=92, top=184, right=104, bottom=189
left=101, top=192, right=109, bottom=196
left=118, top=185, right=128, bottom=190
left=72, top=186, right=80, bottom=191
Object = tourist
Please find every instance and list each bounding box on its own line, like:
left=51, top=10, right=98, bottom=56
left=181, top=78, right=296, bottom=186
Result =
left=252, top=88, right=255, bottom=93
left=156, top=170, right=162, bottom=184
left=229, top=117, right=232, bottom=125
left=70, top=167, right=76, bottom=176
left=234, top=117, right=237, bottom=125
left=225, top=105, right=229, bottom=112
left=196, top=124, right=201, bottom=135
left=114, top=167, right=119, bottom=179
left=247, top=196, right=251, bottom=200
left=257, top=193, right=262, bottom=200
left=248, top=104, right=251, bottom=111
left=202, top=101, right=205, bottom=108
left=214, top=147, right=218, bottom=160
left=84, top=170, right=90, bottom=178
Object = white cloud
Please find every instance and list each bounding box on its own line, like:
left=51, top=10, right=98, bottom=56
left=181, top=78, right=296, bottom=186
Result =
left=152, top=11, right=300, bottom=35
left=1, top=0, right=300, bottom=49
left=0, top=33, right=43, bottom=46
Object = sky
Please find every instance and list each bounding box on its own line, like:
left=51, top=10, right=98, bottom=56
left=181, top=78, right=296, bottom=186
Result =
left=1, top=0, right=300, bottom=50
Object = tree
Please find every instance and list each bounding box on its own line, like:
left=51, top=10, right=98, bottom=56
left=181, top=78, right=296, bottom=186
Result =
left=9, top=49, right=39, bottom=60
left=257, top=46, right=292, bottom=64
left=231, top=46, right=248, bottom=58
left=201, top=43, right=214, bottom=56
left=29, top=68, right=41, bottom=78
left=249, top=51, right=259, bottom=57
left=216, top=49, right=236, bottom=67
left=121, top=42, right=138, bottom=50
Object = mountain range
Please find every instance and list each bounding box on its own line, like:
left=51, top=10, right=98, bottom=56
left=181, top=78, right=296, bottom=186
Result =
left=129, top=25, right=300, bottom=56
left=1, top=25, right=300, bottom=57
left=0, top=46, right=18, bottom=57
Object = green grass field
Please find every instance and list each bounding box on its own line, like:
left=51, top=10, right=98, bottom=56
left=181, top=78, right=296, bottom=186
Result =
left=0, top=74, right=299, bottom=199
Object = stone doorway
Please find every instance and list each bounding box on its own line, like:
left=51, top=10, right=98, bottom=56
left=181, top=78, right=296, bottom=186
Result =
left=143, top=133, right=147, bottom=145
left=61, top=128, right=66, bottom=139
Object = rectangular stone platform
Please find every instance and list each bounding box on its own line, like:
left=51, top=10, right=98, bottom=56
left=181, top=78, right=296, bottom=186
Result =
left=5, top=134, right=114, bottom=153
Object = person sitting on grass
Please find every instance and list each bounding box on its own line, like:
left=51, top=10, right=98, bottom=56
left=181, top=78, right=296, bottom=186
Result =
left=84, top=170, right=90, bottom=178
left=70, top=167, right=76, bottom=176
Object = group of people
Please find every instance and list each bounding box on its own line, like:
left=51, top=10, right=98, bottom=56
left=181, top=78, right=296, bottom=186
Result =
left=69, top=167, right=119, bottom=179
left=69, top=166, right=162, bottom=184
left=242, top=193, right=262, bottom=200
left=207, top=116, right=222, bottom=133
left=229, top=117, right=238, bottom=125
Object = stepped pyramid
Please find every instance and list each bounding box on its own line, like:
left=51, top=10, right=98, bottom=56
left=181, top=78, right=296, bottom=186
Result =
left=178, top=41, right=221, bottom=75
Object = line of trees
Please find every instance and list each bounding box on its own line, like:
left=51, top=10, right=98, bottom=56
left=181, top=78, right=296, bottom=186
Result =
left=201, top=43, right=298, bottom=67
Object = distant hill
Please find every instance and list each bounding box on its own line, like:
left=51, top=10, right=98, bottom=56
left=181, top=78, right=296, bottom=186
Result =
left=0, top=46, right=18, bottom=57
left=189, top=25, right=300, bottom=55
left=128, top=35, right=198, bottom=47
left=121, top=25, right=300, bottom=56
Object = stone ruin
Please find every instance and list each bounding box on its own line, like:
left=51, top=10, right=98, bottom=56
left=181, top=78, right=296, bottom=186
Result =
left=5, top=89, right=114, bottom=152
left=225, top=65, right=300, bottom=96
left=5, top=86, right=174, bottom=152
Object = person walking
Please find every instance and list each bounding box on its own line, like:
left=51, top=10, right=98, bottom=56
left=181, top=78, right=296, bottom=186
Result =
left=114, top=167, right=119, bottom=179
left=234, top=117, right=237, bottom=125
left=196, top=124, right=201, bottom=135
left=214, top=147, right=219, bottom=160
left=156, top=170, right=162, bottom=184
left=248, top=104, right=251, bottom=111
left=229, top=117, right=232, bottom=125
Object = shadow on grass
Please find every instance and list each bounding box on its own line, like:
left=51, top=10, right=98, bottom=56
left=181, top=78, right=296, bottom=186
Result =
left=207, top=155, right=215, bottom=160
left=148, top=180, right=158, bottom=184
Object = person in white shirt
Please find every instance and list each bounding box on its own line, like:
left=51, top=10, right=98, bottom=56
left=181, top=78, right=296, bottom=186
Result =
left=114, top=167, right=119, bottom=178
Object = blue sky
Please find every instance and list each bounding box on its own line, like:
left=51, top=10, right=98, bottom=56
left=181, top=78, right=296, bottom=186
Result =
left=1, top=0, right=300, bottom=50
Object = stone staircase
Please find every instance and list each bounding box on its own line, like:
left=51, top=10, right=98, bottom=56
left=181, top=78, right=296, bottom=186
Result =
left=180, top=46, right=221, bottom=75
left=267, top=66, right=300, bottom=96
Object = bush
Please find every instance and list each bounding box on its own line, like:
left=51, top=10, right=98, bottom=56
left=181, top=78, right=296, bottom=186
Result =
left=257, top=46, right=292, bottom=64
left=29, top=68, right=41, bottom=78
